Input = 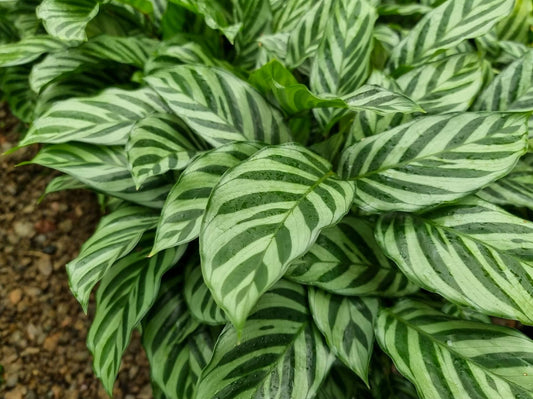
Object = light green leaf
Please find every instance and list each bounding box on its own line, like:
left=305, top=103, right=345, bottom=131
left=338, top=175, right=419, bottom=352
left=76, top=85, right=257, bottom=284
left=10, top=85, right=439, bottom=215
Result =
left=339, top=113, right=528, bottom=213
left=310, top=0, right=377, bottom=127
left=27, top=143, right=172, bottom=208
left=184, top=259, right=227, bottom=325
left=286, top=216, right=417, bottom=297
left=474, top=50, right=533, bottom=112
left=153, top=142, right=263, bottom=255
left=115, top=0, right=153, bottom=14
left=201, top=143, right=355, bottom=329
left=309, top=288, right=378, bottom=384
left=195, top=280, right=334, bottom=399
left=388, top=0, right=515, bottom=72
left=286, top=0, right=333, bottom=68
left=141, top=272, right=208, bottom=399
left=126, top=113, right=200, bottom=188
left=376, top=300, right=533, bottom=399
left=477, top=154, right=533, bottom=210
left=376, top=197, right=533, bottom=325
left=0, top=35, right=67, bottom=67
left=22, top=87, right=169, bottom=146
left=145, top=65, right=292, bottom=147
left=36, top=0, right=99, bottom=42
left=65, top=204, right=159, bottom=310
left=30, top=35, right=158, bottom=92
left=87, top=245, right=185, bottom=394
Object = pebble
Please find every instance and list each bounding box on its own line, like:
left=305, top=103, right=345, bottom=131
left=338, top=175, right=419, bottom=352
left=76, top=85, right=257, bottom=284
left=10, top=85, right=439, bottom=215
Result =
left=8, top=288, right=22, bottom=305
left=58, top=219, right=73, bottom=233
left=36, top=256, right=53, bottom=277
left=5, top=388, right=23, bottom=399
left=13, top=221, right=34, bottom=238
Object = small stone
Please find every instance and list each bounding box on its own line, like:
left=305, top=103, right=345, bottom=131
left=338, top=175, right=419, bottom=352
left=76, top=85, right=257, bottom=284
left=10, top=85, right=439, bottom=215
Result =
left=25, top=390, right=38, bottom=399
left=5, top=387, right=23, bottom=399
left=5, top=373, right=18, bottom=387
left=13, top=221, right=34, bottom=237
left=8, top=288, right=22, bottom=305
left=34, top=219, right=56, bottom=234
left=64, top=390, right=79, bottom=399
left=58, top=219, right=72, bottom=233
left=42, top=245, right=57, bottom=255
left=36, top=256, right=53, bottom=277
left=43, top=332, right=61, bottom=352
left=51, top=385, right=62, bottom=399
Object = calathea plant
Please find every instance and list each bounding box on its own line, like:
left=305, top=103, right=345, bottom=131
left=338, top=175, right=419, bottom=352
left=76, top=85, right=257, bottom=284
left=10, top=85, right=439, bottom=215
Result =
left=1, top=0, right=533, bottom=398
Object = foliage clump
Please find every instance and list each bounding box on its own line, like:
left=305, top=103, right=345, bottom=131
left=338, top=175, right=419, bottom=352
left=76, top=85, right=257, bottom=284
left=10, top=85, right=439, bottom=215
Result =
left=1, top=0, right=533, bottom=398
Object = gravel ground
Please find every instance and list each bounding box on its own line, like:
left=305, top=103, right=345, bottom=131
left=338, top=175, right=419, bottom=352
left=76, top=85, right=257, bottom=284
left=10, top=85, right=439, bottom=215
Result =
left=0, top=106, right=152, bottom=398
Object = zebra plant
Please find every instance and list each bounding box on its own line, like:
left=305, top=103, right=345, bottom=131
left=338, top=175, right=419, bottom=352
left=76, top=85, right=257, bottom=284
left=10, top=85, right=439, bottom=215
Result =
left=2, top=0, right=533, bottom=398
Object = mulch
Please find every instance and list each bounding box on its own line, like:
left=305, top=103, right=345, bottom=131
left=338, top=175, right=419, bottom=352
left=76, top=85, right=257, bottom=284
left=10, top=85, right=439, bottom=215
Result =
left=0, top=105, right=152, bottom=399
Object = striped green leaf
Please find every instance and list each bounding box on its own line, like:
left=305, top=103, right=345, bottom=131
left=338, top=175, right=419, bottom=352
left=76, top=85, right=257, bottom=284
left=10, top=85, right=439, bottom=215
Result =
left=339, top=113, right=528, bottom=213
left=145, top=65, right=292, bottom=147
left=286, top=216, right=418, bottom=297
left=286, top=0, right=333, bottom=68
left=310, top=0, right=377, bottom=127
left=377, top=3, right=432, bottom=15
left=495, top=0, right=532, bottom=44
left=309, top=288, right=379, bottom=384
left=388, top=0, right=515, bottom=72
left=30, top=35, right=158, bottom=92
left=144, top=37, right=223, bottom=75
left=21, top=87, right=169, bottom=146
left=87, top=245, right=185, bottom=394
left=27, top=143, right=172, bottom=207
left=184, top=259, right=227, bottom=325
left=396, top=53, right=484, bottom=114
left=0, top=65, right=36, bottom=122
left=0, top=36, right=67, bottom=67
left=42, top=174, right=86, bottom=199
left=317, top=366, right=370, bottom=399
left=195, top=280, right=334, bottom=399
left=170, top=0, right=241, bottom=43
left=250, top=60, right=421, bottom=117
left=233, top=0, right=272, bottom=69
left=376, top=197, right=533, bottom=325
left=36, top=0, right=100, bottom=42
left=126, top=113, right=200, bottom=188
left=201, top=143, right=355, bottom=329
left=351, top=53, right=486, bottom=141
left=474, top=50, right=533, bottom=112
left=65, top=204, right=159, bottom=310
left=141, top=272, right=209, bottom=399
left=153, top=141, right=263, bottom=255
left=271, top=0, right=312, bottom=33
left=376, top=300, right=533, bottom=399
left=477, top=154, right=533, bottom=210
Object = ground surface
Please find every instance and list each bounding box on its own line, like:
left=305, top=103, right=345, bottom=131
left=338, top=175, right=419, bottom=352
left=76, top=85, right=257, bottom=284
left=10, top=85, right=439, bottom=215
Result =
left=0, top=106, right=152, bottom=398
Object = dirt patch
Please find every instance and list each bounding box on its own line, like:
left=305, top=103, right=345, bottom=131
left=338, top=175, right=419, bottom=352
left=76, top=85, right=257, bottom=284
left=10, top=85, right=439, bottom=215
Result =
left=0, top=105, right=152, bottom=399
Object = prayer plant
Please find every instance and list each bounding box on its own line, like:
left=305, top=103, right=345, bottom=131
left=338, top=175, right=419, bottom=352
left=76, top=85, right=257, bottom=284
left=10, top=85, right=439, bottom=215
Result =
left=2, top=0, right=533, bottom=398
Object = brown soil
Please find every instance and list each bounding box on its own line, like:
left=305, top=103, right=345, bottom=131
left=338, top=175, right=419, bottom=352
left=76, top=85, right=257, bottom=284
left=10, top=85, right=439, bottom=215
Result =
left=0, top=105, right=152, bottom=399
